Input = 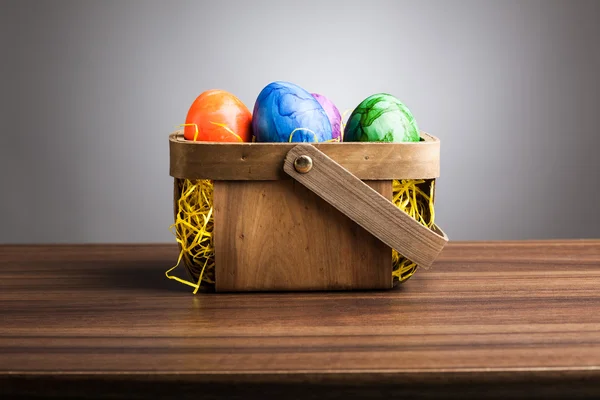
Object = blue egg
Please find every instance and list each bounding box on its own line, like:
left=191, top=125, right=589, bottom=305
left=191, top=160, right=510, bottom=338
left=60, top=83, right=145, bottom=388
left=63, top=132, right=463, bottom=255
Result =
left=252, top=81, right=333, bottom=142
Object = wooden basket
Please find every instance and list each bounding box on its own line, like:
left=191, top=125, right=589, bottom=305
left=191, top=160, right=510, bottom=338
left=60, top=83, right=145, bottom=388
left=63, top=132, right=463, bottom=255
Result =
left=169, top=131, right=448, bottom=292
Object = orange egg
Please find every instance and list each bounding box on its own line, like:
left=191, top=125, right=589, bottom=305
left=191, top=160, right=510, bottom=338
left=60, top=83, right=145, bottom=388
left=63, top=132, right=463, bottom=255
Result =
left=184, top=89, right=252, bottom=142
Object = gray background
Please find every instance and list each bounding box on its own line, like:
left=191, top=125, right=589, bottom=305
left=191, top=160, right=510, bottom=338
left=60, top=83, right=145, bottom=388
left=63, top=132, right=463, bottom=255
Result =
left=1, top=0, right=599, bottom=243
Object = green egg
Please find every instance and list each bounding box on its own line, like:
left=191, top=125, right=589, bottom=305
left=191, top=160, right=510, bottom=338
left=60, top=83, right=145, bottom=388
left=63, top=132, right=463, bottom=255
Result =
left=344, top=93, right=420, bottom=142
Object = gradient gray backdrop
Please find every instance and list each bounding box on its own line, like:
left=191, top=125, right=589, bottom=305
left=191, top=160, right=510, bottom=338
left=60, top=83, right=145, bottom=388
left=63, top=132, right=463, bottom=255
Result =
left=1, top=0, right=599, bottom=243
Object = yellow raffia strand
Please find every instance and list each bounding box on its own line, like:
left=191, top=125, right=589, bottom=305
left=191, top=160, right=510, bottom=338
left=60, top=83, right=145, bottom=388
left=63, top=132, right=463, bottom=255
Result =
left=392, top=179, right=435, bottom=283
left=287, top=128, right=340, bottom=143
left=288, top=128, right=318, bottom=143
left=177, top=123, right=200, bottom=141
left=340, top=108, right=353, bottom=141
left=209, top=121, right=244, bottom=142
left=167, top=179, right=215, bottom=293
left=168, top=177, right=435, bottom=292
left=253, top=128, right=339, bottom=143
left=177, top=122, right=243, bottom=142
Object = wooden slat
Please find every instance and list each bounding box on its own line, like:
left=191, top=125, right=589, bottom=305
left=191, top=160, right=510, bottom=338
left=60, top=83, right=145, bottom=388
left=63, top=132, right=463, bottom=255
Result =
left=1, top=242, right=599, bottom=399
left=213, top=180, right=392, bottom=292
left=284, top=145, right=448, bottom=269
left=169, top=131, right=440, bottom=180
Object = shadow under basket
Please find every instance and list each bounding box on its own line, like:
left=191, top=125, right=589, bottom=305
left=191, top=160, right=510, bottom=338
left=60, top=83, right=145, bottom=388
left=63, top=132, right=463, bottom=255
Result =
left=169, top=131, right=448, bottom=293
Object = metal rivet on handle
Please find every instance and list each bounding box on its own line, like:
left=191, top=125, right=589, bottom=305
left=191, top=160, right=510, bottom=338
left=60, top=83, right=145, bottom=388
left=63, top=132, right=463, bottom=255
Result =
left=294, top=155, right=313, bottom=174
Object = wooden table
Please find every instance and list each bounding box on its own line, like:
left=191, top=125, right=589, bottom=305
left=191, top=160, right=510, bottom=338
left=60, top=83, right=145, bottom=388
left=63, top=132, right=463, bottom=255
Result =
left=1, top=241, right=599, bottom=399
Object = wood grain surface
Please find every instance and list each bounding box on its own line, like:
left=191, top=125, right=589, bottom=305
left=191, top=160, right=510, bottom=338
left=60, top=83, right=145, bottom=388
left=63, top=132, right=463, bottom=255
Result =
left=169, top=131, right=440, bottom=180
left=284, top=144, right=448, bottom=269
left=214, top=180, right=392, bottom=292
left=1, top=241, right=599, bottom=399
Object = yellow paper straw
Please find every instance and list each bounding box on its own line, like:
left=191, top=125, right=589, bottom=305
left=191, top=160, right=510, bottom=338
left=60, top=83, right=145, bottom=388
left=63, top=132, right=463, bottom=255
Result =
left=288, top=128, right=318, bottom=143
left=177, top=123, right=200, bottom=141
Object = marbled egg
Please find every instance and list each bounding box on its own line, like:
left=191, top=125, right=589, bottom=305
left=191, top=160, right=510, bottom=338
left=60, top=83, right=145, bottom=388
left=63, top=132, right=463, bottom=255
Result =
left=184, top=89, right=252, bottom=142
left=252, top=81, right=332, bottom=143
left=311, top=93, right=342, bottom=141
left=344, top=93, right=420, bottom=142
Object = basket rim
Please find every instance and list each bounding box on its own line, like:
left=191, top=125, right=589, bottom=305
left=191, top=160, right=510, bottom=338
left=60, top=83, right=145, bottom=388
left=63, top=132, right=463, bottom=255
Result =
left=169, top=130, right=439, bottom=145
left=169, top=130, right=441, bottom=181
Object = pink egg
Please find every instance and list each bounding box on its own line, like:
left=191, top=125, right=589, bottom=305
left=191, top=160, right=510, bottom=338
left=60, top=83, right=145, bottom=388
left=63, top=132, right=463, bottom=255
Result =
left=311, top=93, right=342, bottom=141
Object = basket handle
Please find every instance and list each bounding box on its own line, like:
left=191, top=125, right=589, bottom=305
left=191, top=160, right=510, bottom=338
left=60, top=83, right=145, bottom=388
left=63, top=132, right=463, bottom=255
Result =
left=283, top=144, right=448, bottom=269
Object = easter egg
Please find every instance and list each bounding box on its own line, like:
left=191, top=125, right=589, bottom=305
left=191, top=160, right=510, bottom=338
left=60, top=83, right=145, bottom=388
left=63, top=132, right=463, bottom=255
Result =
left=184, top=89, right=252, bottom=142
left=311, top=93, right=342, bottom=141
left=344, top=93, right=420, bottom=143
left=252, top=81, right=332, bottom=143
